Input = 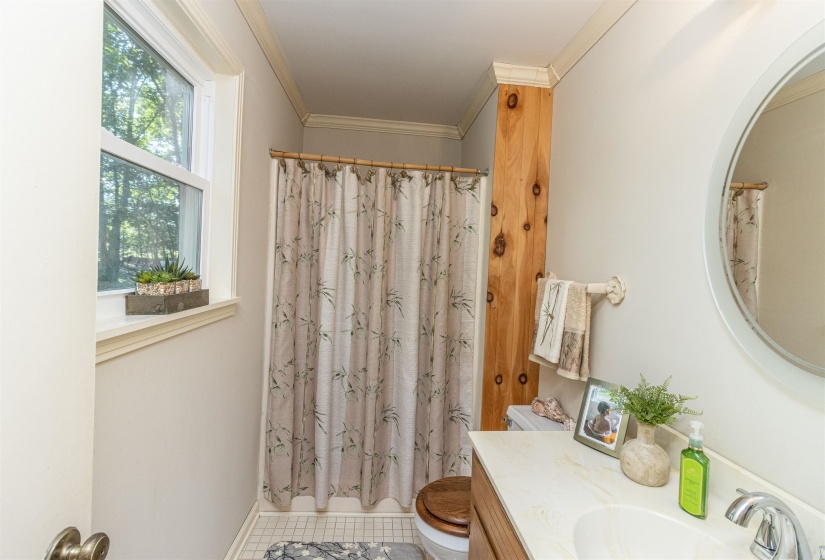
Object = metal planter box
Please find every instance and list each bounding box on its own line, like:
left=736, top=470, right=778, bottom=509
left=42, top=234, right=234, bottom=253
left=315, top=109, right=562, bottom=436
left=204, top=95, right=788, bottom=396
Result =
left=126, top=289, right=209, bottom=315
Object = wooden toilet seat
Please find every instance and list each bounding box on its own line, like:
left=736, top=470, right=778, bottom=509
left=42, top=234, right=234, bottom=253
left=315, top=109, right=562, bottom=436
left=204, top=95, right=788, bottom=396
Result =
left=415, top=476, right=471, bottom=538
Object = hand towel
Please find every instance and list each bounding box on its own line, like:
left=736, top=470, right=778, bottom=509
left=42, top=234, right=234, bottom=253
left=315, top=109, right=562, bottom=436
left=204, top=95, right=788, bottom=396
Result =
left=557, top=283, right=590, bottom=380
left=529, top=278, right=554, bottom=368
left=532, top=279, right=570, bottom=364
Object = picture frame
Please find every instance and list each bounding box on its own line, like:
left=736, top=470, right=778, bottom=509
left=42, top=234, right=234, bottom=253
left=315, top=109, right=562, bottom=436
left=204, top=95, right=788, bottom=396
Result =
left=573, top=377, right=629, bottom=458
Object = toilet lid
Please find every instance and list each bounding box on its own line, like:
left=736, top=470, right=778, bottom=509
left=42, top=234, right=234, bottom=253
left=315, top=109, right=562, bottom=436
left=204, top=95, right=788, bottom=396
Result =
left=421, top=476, right=471, bottom=526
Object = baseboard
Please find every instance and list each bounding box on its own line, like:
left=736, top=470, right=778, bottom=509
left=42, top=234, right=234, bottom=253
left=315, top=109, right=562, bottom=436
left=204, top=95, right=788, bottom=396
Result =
left=224, top=500, right=260, bottom=560
left=259, top=496, right=413, bottom=515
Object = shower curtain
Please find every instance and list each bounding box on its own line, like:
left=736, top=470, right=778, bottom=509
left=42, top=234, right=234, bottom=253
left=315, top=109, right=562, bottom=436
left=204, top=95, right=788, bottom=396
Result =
left=726, top=188, right=762, bottom=319
left=264, top=158, right=481, bottom=508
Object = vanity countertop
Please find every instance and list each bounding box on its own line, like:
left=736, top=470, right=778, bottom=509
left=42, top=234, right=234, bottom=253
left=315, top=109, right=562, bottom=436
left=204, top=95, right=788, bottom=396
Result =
left=469, top=430, right=756, bottom=560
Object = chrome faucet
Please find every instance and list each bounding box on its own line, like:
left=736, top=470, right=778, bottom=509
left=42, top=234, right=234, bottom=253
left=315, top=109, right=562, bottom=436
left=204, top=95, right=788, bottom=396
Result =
left=726, top=488, right=812, bottom=560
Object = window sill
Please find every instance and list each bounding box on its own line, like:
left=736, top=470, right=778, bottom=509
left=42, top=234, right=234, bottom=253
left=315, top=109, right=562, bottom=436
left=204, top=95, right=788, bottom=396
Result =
left=95, top=297, right=240, bottom=364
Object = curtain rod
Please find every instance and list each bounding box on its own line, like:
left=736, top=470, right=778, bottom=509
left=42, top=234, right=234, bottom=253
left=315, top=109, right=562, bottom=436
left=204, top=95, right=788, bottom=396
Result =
left=729, top=182, right=768, bottom=190
left=270, top=150, right=488, bottom=176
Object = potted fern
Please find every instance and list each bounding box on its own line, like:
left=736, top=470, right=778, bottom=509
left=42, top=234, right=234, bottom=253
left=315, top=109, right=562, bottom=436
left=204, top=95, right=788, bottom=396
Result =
left=609, top=375, right=701, bottom=487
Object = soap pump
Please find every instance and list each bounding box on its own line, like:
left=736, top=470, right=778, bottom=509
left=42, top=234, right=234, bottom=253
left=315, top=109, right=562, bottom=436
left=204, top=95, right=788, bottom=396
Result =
left=679, top=421, right=709, bottom=519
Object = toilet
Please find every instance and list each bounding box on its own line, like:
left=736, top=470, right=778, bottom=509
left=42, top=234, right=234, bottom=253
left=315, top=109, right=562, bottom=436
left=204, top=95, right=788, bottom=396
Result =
left=415, top=405, right=564, bottom=559
left=414, top=476, right=471, bottom=560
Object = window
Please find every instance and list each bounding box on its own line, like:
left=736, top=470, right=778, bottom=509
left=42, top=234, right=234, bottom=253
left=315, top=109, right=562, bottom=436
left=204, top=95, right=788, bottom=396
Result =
left=98, top=5, right=213, bottom=293
left=95, top=0, right=243, bottom=355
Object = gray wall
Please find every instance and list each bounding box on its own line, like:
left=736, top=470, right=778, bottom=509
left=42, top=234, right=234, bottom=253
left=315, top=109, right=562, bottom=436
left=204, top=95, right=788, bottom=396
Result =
left=538, top=0, right=824, bottom=510
left=91, top=2, right=304, bottom=558
left=303, top=127, right=461, bottom=167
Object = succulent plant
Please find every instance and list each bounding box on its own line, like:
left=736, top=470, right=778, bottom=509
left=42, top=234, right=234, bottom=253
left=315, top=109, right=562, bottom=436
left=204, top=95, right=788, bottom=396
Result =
left=154, top=271, right=174, bottom=283
left=152, top=256, right=195, bottom=281
left=183, top=271, right=200, bottom=280
left=134, top=270, right=154, bottom=284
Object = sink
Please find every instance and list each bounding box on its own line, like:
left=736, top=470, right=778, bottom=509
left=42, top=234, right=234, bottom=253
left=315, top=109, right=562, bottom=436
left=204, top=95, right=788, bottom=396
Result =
left=573, top=505, right=743, bottom=560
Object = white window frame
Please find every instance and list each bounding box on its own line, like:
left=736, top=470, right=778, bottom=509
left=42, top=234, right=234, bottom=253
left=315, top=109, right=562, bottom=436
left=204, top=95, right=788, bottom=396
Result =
left=96, top=0, right=244, bottom=357
left=98, top=1, right=214, bottom=302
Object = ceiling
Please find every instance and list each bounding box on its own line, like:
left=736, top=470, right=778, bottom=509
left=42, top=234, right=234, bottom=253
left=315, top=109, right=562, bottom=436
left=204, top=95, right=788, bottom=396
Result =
left=256, top=0, right=604, bottom=126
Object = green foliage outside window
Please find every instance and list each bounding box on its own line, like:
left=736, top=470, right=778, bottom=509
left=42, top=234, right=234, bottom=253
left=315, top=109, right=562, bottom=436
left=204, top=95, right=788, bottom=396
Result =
left=98, top=8, right=199, bottom=292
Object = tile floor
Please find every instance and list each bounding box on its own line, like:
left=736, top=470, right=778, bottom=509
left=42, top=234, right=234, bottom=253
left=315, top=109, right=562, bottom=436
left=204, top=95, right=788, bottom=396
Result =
left=240, top=514, right=424, bottom=559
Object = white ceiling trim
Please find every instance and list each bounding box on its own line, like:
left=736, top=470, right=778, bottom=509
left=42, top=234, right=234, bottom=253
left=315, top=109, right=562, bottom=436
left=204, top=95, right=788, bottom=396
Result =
left=547, top=0, right=636, bottom=87
left=492, top=63, right=553, bottom=88
left=457, top=0, right=637, bottom=137
left=305, top=114, right=461, bottom=140
left=456, top=65, right=498, bottom=138
left=234, top=0, right=309, bottom=123
left=764, top=70, right=825, bottom=112
left=455, top=63, right=553, bottom=137
left=237, top=0, right=635, bottom=139
left=154, top=0, right=244, bottom=74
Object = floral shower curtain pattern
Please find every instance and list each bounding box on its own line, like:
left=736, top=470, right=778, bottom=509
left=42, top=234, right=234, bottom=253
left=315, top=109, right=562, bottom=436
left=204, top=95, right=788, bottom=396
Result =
left=264, top=158, right=481, bottom=508
left=726, top=188, right=762, bottom=319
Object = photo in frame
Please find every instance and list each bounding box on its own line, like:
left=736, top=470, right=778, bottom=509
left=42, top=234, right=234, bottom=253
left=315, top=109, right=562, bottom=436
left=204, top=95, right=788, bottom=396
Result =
left=573, top=377, right=629, bottom=458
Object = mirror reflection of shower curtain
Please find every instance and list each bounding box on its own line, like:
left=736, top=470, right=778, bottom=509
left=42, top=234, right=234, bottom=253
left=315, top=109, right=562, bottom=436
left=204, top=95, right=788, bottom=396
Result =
left=264, top=158, right=481, bottom=508
left=726, top=189, right=762, bottom=320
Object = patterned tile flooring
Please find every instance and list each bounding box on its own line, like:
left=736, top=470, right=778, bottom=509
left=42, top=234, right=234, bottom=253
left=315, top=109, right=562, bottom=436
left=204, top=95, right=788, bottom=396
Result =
left=240, top=514, right=424, bottom=559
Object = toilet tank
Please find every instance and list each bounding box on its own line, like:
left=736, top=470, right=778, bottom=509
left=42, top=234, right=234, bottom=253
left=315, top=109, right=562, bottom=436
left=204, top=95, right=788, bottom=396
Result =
left=505, top=405, right=565, bottom=431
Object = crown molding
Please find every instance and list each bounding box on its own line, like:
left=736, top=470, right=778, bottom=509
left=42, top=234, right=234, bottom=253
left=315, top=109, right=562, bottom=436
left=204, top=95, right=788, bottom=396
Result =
left=237, top=0, right=634, bottom=139
left=492, top=63, right=553, bottom=87
left=457, top=0, right=636, bottom=137
left=764, top=70, right=825, bottom=112
left=152, top=0, right=244, bottom=74
left=456, top=65, right=498, bottom=138
left=548, top=0, right=636, bottom=86
left=234, top=0, right=310, bottom=123
left=305, top=114, right=461, bottom=140
left=456, top=63, right=553, bottom=136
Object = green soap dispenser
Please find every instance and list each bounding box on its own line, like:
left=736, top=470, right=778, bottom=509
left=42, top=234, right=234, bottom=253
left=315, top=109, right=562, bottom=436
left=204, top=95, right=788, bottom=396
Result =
left=679, top=421, right=709, bottom=519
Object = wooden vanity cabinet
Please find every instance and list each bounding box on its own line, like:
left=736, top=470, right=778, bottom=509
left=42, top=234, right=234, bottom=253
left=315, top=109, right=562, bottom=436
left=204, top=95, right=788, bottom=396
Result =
left=469, top=454, right=528, bottom=560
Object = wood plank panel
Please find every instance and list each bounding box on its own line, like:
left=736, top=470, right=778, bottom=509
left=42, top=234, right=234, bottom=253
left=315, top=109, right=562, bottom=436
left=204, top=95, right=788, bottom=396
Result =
left=469, top=505, right=496, bottom=560
left=526, top=89, right=553, bottom=401
left=470, top=454, right=528, bottom=560
left=492, top=85, right=525, bottom=431
left=481, top=85, right=553, bottom=430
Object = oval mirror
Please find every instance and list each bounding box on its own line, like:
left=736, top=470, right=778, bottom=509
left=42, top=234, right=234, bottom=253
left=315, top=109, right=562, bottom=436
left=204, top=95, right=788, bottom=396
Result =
left=706, top=23, right=825, bottom=388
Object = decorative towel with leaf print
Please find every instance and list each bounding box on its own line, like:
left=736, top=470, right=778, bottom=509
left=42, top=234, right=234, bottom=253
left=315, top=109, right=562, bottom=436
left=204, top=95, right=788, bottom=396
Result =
left=265, top=159, right=480, bottom=508
left=533, top=280, right=570, bottom=363
left=529, top=278, right=554, bottom=369
left=726, top=189, right=762, bottom=319
left=557, top=283, right=590, bottom=381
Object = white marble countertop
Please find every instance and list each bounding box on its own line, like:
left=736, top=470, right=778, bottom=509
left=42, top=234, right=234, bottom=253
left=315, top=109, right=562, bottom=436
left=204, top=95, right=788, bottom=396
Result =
left=470, top=430, right=757, bottom=560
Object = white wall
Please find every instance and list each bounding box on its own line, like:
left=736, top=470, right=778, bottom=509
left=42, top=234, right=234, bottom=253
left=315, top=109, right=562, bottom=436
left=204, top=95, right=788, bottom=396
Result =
left=733, top=90, right=825, bottom=368
left=91, top=2, right=303, bottom=558
left=539, top=0, right=825, bottom=511
left=0, top=2, right=102, bottom=558
left=303, top=127, right=461, bottom=167
left=461, top=91, right=498, bottom=430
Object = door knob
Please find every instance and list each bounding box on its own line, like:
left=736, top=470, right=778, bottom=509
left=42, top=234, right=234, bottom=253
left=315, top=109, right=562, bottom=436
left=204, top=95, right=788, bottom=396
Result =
left=46, top=527, right=109, bottom=560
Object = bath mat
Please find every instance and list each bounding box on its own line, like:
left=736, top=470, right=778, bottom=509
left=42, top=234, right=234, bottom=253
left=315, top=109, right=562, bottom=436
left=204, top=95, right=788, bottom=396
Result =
left=264, top=541, right=424, bottom=559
